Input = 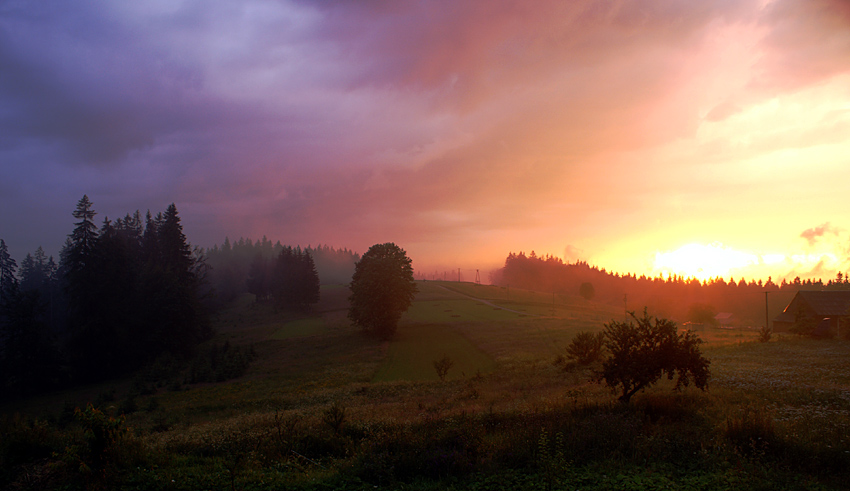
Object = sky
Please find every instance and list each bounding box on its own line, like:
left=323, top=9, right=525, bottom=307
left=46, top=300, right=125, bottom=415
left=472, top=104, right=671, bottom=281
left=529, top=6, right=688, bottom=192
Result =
left=2, top=0, right=850, bottom=283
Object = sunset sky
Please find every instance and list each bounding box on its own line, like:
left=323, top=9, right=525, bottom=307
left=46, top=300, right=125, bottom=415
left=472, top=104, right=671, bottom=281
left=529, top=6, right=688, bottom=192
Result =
left=2, top=0, right=850, bottom=283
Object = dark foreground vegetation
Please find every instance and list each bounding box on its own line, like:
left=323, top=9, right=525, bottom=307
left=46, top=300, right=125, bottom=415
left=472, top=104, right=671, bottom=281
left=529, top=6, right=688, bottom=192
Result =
left=2, top=281, right=849, bottom=490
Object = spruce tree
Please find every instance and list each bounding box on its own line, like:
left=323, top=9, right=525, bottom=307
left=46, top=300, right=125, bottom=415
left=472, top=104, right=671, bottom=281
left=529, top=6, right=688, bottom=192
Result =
left=0, top=239, right=18, bottom=300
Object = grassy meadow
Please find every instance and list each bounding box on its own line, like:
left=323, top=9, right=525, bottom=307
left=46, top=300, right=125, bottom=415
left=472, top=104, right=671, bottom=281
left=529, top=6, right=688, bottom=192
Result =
left=2, top=281, right=850, bottom=490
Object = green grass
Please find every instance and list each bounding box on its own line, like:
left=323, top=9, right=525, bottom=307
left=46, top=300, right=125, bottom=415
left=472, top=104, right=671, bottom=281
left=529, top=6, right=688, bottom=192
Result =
left=4, top=281, right=850, bottom=490
left=372, top=323, right=496, bottom=382
left=270, top=317, right=329, bottom=339
left=403, top=298, right=526, bottom=323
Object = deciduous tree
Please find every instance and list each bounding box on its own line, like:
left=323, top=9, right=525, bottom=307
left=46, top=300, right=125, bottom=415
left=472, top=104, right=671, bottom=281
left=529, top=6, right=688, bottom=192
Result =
left=348, top=243, right=417, bottom=339
left=600, top=309, right=710, bottom=403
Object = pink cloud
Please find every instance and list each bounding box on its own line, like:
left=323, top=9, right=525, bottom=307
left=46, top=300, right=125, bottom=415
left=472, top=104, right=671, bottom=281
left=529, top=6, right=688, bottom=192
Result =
left=800, top=223, right=840, bottom=247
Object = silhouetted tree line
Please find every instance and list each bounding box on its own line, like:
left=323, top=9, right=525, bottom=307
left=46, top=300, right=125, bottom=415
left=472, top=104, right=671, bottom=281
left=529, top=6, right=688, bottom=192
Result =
left=493, top=251, right=850, bottom=325
left=0, top=196, right=211, bottom=398
left=247, top=246, right=319, bottom=310
left=204, top=238, right=359, bottom=304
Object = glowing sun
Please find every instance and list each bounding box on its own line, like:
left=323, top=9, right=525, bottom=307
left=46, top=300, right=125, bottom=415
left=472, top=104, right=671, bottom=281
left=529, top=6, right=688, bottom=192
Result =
left=653, top=243, right=758, bottom=281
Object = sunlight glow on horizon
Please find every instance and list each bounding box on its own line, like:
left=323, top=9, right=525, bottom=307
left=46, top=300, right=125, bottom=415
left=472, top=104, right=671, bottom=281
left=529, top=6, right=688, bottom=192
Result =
left=649, top=242, right=846, bottom=283
left=653, top=243, right=759, bottom=281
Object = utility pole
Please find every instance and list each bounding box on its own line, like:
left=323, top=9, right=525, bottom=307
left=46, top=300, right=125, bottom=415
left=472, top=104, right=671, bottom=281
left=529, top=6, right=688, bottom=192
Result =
left=458, top=268, right=461, bottom=282
left=764, top=291, right=770, bottom=334
left=624, top=293, right=628, bottom=320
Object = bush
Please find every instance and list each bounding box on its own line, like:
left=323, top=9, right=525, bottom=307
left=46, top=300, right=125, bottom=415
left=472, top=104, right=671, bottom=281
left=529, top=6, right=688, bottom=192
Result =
left=187, top=341, right=256, bottom=384
left=322, top=402, right=347, bottom=434
left=579, top=282, right=595, bottom=301
left=565, top=331, right=605, bottom=365
left=687, top=303, right=719, bottom=327
left=758, top=325, right=772, bottom=343
left=55, top=404, right=143, bottom=489
left=0, top=414, right=63, bottom=486
left=433, top=355, right=454, bottom=381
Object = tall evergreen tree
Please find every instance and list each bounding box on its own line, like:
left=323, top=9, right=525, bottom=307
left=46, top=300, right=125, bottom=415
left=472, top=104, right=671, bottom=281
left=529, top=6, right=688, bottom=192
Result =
left=64, top=195, right=98, bottom=271
left=0, top=287, right=64, bottom=397
left=140, top=203, right=210, bottom=357
left=61, top=197, right=107, bottom=379
left=247, top=252, right=272, bottom=301
left=0, top=239, right=17, bottom=300
left=0, top=240, right=63, bottom=396
left=158, top=204, right=194, bottom=282
left=271, top=247, right=320, bottom=311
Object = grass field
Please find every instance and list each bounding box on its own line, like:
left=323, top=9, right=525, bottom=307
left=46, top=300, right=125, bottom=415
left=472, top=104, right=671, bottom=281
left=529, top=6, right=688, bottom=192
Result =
left=372, top=322, right=496, bottom=382
left=3, top=281, right=850, bottom=490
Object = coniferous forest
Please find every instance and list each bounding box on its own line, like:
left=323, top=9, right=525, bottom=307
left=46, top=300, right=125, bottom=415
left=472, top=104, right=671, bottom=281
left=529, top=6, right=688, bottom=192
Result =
left=0, top=196, right=211, bottom=397
left=0, top=196, right=349, bottom=400
left=492, top=251, right=850, bottom=327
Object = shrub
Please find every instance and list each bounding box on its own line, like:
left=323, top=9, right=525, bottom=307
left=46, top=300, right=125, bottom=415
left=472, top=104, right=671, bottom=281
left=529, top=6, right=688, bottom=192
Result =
left=58, top=404, right=142, bottom=488
left=433, top=355, right=454, bottom=381
left=579, top=282, right=595, bottom=301
left=0, top=414, right=62, bottom=485
left=322, top=401, right=347, bottom=434
left=187, top=341, right=256, bottom=384
left=565, top=331, right=605, bottom=365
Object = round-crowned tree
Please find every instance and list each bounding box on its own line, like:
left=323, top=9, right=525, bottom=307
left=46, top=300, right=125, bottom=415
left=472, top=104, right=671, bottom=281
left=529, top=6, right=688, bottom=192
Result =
left=601, top=308, right=710, bottom=403
left=348, top=243, right=418, bottom=339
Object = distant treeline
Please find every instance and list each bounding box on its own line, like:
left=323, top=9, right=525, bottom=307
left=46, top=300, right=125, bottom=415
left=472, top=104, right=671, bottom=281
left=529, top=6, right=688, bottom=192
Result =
left=0, top=196, right=210, bottom=398
left=204, top=238, right=359, bottom=304
left=492, top=251, right=850, bottom=325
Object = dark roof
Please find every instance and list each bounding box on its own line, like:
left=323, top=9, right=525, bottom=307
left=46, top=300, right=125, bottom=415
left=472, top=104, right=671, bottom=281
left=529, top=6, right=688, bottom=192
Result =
left=785, top=291, right=850, bottom=316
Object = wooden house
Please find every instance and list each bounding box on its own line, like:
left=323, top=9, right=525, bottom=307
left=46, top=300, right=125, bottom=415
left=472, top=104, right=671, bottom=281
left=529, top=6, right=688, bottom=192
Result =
left=772, top=290, right=850, bottom=337
left=714, top=312, right=734, bottom=328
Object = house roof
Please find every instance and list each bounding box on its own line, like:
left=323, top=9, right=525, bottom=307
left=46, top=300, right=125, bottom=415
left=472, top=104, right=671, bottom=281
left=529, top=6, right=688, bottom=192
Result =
left=781, top=291, right=850, bottom=317
left=715, top=312, right=733, bottom=320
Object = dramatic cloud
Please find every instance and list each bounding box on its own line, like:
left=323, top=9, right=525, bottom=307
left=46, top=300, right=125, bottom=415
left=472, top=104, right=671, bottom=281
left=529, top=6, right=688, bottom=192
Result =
left=2, top=0, right=850, bottom=279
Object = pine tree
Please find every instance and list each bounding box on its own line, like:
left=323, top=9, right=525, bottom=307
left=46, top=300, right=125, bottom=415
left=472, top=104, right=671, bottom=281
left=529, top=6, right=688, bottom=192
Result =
left=247, top=252, right=272, bottom=301
left=64, top=195, right=98, bottom=272
left=270, top=247, right=320, bottom=311
left=0, top=239, right=18, bottom=300
left=140, top=203, right=210, bottom=358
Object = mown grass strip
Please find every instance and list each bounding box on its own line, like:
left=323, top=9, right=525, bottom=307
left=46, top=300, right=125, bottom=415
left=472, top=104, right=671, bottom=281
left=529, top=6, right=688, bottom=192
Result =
left=270, top=317, right=328, bottom=339
left=373, top=323, right=496, bottom=382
